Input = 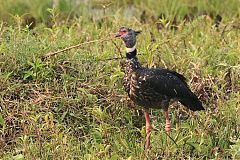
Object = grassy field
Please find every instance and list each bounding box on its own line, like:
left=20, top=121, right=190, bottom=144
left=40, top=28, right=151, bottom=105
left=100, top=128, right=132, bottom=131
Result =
left=0, top=0, right=240, bottom=159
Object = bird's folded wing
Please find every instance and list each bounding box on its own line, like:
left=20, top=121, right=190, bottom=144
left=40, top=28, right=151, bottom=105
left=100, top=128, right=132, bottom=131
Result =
left=137, top=68, right=195, bottom=99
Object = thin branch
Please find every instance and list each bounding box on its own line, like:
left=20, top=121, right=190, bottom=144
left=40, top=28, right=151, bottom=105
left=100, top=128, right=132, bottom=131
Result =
left=100, top=57, right=123, bottom=61
left=43, top=37, right=112, bottom=59
left=109, top=34, right=123, bottom=58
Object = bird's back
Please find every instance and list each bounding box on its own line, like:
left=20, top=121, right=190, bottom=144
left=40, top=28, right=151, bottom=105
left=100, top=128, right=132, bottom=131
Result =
left=124, top=66, right=204, bottom=111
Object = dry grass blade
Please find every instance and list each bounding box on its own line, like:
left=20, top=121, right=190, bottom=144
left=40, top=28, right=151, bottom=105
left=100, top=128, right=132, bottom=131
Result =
left=0, top=21, right=4, bottom=40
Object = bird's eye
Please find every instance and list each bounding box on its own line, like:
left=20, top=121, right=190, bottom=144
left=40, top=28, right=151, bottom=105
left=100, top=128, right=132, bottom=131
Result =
left=122, top=30, right=127, bottom=33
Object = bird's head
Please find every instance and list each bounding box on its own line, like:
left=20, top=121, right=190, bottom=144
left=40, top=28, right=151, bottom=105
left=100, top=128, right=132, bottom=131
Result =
left=115, top=27, right=141, bottom=48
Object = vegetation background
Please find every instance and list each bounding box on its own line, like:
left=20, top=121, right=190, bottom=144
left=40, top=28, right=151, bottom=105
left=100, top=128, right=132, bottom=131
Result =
left=0, top=0, right=239, bottom=159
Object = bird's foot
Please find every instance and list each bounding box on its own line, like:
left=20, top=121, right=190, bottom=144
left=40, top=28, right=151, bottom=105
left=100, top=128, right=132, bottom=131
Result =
left=144, top=138, right=151, bottom=158
left=146, top=125, right=152, bottom=135
left=165, top=121, right=171, bottom=146
left=143, top=111, right=152, bottom=157
left=144, top=125, right=152, bottom=156
left=165, top=121, right=171, bottom=134
left=165, top=110, right=171, bottom=134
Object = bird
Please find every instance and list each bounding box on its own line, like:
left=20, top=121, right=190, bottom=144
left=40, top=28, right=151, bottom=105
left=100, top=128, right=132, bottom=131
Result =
left=115, top=27, right=204, bottom=153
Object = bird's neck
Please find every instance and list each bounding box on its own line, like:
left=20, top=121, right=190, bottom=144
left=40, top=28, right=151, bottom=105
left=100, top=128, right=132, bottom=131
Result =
left=126, top=43, right=137, bottom=59
left=126, top=49, right=137, bottom=59
left=125, top=45, right=141, bottom=70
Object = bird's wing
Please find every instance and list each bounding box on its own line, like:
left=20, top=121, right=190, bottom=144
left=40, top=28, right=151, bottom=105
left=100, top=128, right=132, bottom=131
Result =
left=137, top=68, right=194, bottom=99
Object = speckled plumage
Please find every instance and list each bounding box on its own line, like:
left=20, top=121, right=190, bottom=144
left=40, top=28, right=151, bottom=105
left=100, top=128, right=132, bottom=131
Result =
left=116, top=27, right=204, bottom=153
left=123, top=49, right=204, bottom=111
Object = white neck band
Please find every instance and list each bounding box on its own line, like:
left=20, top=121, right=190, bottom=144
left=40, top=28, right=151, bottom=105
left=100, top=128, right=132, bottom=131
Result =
left=126, top=44, right=136, bottom=53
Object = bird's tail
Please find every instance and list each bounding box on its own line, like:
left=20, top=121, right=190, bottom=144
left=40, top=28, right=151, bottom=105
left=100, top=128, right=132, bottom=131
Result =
left=179, top=96, right=204, bottom=111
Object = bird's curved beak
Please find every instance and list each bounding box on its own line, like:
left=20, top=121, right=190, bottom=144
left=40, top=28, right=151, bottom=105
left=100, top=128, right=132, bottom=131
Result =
left=115, top=32, right=121, bottom=38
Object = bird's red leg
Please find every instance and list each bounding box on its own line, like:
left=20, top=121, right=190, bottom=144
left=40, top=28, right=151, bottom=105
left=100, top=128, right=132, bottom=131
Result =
left=144, top=111, right=152, bottom=154
left=165, top=110, right=171, bottom=134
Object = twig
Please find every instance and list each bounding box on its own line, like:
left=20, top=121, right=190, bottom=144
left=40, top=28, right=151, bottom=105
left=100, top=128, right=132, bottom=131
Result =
left=109, top=34, right=123, bottom=58
left=100, top=57, right=123, bottom=61
left=43, top=37, right=112, bottom=59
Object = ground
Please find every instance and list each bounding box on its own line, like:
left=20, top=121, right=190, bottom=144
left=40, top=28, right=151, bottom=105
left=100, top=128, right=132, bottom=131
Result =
left=0, top=0, right=240, bottom=159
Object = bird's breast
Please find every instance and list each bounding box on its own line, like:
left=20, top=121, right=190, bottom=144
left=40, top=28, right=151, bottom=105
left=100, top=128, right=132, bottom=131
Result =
left=123, top=68, right=170, bottom=109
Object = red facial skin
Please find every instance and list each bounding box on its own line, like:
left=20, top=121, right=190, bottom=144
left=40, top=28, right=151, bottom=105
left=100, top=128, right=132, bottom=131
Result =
left=115, top=30, right=128, bottom=37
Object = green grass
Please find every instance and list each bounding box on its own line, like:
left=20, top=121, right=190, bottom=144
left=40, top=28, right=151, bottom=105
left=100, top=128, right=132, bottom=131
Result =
left=0, top=0, right=240, bottom=159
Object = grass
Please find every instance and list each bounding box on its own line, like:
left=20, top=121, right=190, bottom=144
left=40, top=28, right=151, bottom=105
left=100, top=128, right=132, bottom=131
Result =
left=0, top=0, right=240, bottom=159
